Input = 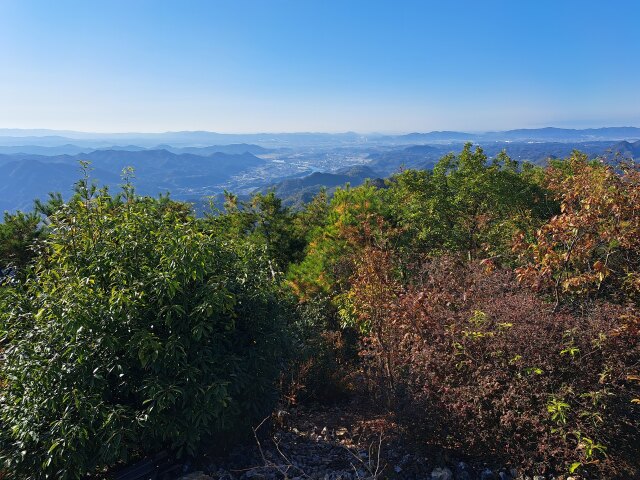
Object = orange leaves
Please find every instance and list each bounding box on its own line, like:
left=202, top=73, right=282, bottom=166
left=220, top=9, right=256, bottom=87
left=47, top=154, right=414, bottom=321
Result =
left=593, top=260, right=609, bottom=283
left=345, top=245, right=401, bottom=332
left=479, top=257, right=497, bottom=273
left=514, top=154, right=640, bottom=304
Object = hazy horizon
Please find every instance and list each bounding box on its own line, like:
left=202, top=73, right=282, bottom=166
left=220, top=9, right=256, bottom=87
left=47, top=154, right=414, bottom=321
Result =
left=1, top=1, right=639, bottom=133
left=1, top=125, right=640, bottom=137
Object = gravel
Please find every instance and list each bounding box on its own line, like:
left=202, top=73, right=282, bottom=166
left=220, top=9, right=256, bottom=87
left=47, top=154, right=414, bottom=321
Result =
left=174, top=404, right=573, bottom=480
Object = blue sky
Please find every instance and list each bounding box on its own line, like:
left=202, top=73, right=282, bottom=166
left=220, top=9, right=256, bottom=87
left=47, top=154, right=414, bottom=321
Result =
left=0, top=0, right=638, bottom=133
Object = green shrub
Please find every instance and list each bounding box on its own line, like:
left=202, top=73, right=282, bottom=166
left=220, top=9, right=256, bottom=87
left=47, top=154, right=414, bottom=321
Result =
left=282, top=298, right=358, bottom=404
left=0, top=182, right=290, bottom=479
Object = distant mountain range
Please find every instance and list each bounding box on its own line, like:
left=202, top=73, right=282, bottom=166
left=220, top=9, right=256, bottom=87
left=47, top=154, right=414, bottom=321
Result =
left=0, top=143, right=271, bottom=156
left=1, top=127, right=639, bottom=149
left=367, top=140, right=634, bottom=175
left=0, top=128, right=638, bottom=214
left=159, top=144, right=272, bottom=156
left=0, top=130, right=369, bottom=148
left=611, top=140, right=640, bottom=159
left=258, top=139, right=640, bottom=206
left=0, top=149, right=265, bottom=212
left=388, top=127, right=640, bottom=144
left=255, top=165, right=382, bottom=208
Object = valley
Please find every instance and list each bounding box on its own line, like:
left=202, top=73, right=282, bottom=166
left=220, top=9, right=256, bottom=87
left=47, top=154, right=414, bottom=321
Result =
left=0, top=128, right=638, bottom=214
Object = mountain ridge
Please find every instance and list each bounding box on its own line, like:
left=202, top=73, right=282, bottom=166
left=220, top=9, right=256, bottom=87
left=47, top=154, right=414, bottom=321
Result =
left=2, top=127, right=639, bottom=148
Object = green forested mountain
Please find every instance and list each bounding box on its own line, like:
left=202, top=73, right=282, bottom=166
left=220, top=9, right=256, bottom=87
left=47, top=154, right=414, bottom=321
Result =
left=0, top=149, right=265, bottom=212
left=255, top=165, right=382, bottom=208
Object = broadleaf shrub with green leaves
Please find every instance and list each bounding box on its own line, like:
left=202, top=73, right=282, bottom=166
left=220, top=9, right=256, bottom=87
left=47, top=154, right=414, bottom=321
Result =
left=0, top=178, right=290, bottom=479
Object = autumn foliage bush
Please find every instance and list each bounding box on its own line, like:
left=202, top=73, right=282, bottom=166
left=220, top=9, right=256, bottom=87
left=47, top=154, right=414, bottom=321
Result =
left=351, top=256, right=639, bottom=476
left=515, top=153, right=640, bottom=305
left=282, top=150, right=640, bottom=477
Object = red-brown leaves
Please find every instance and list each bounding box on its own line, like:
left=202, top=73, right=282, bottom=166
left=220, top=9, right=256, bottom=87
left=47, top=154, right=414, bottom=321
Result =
left=356, top=258, right=640, bottom=476
left=514, top=153, right=640, bottom=305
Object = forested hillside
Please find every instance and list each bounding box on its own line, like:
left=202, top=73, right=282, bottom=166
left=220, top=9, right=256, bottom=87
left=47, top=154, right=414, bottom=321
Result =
left=0, top=149, right=266, bottom=212
left=0, top=146, right=638, bottom=479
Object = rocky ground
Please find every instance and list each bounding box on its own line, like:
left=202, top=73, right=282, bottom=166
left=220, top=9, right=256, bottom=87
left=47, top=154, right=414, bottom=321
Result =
left=173, top=402, right=578, bottom=480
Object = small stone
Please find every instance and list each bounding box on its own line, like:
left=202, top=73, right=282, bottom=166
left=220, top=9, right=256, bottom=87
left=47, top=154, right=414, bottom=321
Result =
left=431, top=467, right=454, bottom=480
left=499, top=472, right=511, bottom=480
left=533, top=477, right=546, bottom=480
left=176, top=474, right=213, bottom=480
left=455, top=462, right=472, bottom=480
left=395, top=465, right=403, bottom=473
left=480, top=468, right=495, bottom=480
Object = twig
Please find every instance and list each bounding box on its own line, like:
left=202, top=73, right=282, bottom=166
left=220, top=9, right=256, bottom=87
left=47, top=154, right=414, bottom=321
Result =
left=343, top=431, right=385, bottom=479
left=251, top=416, right=309, bottom=479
